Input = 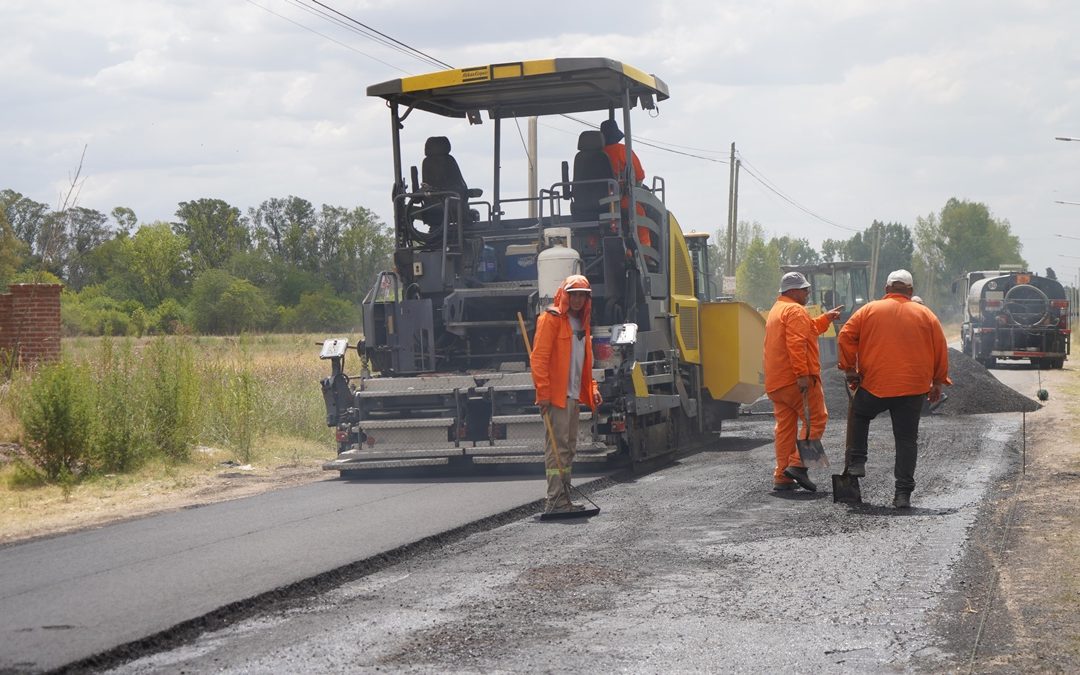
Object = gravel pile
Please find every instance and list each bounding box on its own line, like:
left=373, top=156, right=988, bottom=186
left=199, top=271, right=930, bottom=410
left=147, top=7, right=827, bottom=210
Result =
left=745, top=347, right=1040, bottom=419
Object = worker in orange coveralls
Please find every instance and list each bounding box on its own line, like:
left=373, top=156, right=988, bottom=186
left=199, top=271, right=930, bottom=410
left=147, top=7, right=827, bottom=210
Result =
left=600, top=119, right=653, bottom=253
left=531, top=274, right=602, bottom=514
left=764, top=271, right=843, bottom=492
left=838, top=269, right=951, bottom=509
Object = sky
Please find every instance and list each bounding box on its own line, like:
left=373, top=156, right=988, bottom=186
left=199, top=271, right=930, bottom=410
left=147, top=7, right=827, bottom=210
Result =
left=2, top=0, right=1079, bottom=282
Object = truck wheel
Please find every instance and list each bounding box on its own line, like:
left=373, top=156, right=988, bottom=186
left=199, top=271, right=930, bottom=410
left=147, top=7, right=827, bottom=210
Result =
left=1053, top=358, right=1065, bottom=369
left=978, top=356, right=995, bottom=369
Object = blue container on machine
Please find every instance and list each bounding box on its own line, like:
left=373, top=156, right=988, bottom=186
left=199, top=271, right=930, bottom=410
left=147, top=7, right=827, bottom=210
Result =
left=504, top=244, right=538, bottom=280
left=479, top=245, right=498, bottom=282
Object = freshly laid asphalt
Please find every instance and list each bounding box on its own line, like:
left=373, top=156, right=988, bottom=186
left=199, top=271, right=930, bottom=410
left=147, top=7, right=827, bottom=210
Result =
left=0, top=476, right=549, bottom=672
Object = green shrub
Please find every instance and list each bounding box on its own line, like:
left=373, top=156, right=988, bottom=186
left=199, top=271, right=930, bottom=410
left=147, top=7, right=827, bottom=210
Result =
left=92, top=339, right=149, bottom=472
left=278, top=291, right=359, bottom=332
left=151, top=298, right=190, bottom=334
left=206, top=356, right=265, bottom=464
left=190, top=270, right=274, bottom=334
left=143, top=337, right=199, bottom=462
left=18, top=360, right=95, bottom=481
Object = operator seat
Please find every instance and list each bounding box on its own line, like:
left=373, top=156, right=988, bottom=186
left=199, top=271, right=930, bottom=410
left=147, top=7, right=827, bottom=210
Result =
left=570, top=130, right=616, bottom=221
left=421, top=136, right=472, bottom=228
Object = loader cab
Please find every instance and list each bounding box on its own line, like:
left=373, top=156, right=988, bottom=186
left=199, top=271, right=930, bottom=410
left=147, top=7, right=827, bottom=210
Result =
left=781, top=261, right=870, bottom=368
left=782, top=261, right=870, bottom=326
left=684, top=231, right=715, bottom=301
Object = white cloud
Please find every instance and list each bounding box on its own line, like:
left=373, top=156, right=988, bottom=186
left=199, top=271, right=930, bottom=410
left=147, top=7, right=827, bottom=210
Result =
left=1, top=0, right=1079, bottom=274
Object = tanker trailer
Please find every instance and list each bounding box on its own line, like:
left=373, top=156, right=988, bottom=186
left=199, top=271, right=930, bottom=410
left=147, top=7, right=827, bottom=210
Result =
left=961, top=270, right=1070, bottom=368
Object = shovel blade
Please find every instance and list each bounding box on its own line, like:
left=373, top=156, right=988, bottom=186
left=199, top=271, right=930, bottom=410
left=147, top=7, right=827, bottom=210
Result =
left=796, top=438, right=830, bottom=470
left=831, top=473, right=862, bottom=503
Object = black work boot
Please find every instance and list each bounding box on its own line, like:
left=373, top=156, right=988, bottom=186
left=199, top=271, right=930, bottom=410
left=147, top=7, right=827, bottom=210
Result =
left=847, top=460, right=866, bottom=478
left=893, top=491, right=912, bottom=509
left=783, top=466, right=817, bottom=492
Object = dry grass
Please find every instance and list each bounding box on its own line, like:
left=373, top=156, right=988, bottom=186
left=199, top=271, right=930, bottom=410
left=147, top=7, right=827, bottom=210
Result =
left=0, top=436, right=331, bottom=544
left=0, top=334, right=343, bottom=542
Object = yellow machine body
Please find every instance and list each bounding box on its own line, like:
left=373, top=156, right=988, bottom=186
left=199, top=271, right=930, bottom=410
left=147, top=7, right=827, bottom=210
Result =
left=699, top=301, right=766, bottom=404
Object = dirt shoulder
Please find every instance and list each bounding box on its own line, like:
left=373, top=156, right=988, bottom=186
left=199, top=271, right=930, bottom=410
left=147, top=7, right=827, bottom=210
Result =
left=961, top=365, right=1080, bottom=671
left=0, top=442, right=332, bottom=545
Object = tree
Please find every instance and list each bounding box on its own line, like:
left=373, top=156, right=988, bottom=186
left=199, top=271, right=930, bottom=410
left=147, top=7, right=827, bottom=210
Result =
left=249, top=196, right=319, bottom=270
left=937, top=198, right=1025, bottom=279
left=820, top=221, right=912, bottom=291
left=0, top=189, right=49, bottom=258
left=189, top=269, right=274, bottom=334
left=63, top=207, right=111, bottom=290
left=715, top=220, right=766, bottom=279
left=735, top=235, right=781, bottom=310
left=770, top=235, right=821, bottom=266
left=318, top=204, right=393, bottom=297
left=912, top=212, right=951, bottom=313
left=110, top=206, right=138, bottom=235
left=127, top=222, right=191, bottom=307
left=0, top=209, right=27, bottom=288
left=174, top=198, right=250, bottom=271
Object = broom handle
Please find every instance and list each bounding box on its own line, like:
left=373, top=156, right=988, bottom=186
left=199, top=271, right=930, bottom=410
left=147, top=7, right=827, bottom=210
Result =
left=516, top=312, right=567, bottom=475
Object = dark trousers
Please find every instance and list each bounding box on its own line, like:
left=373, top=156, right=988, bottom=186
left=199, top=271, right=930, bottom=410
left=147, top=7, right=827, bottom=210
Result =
left=849, top=389, right=925, bottom=493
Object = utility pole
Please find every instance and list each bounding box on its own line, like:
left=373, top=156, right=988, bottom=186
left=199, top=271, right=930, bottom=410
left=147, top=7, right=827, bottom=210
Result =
left=731, top=158, right=741, bottom=272
left=726, top=142, right=735, bottom=274
left=528, top=117, right=538, bottom=219
left=869, top=228, right=881, bottom=295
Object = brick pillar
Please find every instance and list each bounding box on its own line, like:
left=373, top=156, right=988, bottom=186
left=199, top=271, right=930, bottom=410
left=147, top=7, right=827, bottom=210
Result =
left=0, top=283, right=63, bottom=368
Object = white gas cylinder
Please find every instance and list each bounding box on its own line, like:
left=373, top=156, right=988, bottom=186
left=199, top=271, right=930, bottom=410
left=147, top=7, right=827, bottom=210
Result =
left=537, top=245, right=582, bottom=303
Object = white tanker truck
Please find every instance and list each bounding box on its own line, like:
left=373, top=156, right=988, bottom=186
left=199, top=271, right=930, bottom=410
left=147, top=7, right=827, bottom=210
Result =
left=959, top=269, right=1070, bottom=369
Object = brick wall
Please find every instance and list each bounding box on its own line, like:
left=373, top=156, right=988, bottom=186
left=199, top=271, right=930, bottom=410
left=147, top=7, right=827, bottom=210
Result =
left=0, top=283, right=63, bottom=367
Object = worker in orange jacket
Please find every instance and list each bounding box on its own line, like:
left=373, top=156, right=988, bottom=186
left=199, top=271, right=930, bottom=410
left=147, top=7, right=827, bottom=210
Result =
left=600, top=119, right=653, bottom=252
left=838, top=269, right=951, bottom=508
left=532, top=274, right=602, bottom=514
left=764, top=271, right=842, bottom=492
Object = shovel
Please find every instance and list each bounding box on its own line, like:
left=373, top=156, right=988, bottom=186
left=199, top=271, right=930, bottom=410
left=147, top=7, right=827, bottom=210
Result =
left=831, top=385, right=862, bottom=504
left=795, top=392, right=830, bottom=470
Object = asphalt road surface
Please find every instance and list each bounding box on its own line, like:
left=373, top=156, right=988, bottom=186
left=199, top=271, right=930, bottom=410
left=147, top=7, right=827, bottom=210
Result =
left=107, top=414, right=1027, bottom=673
left=0, top=363, right=1043, bottom=673
left=0, top=476, right=551, bottom=673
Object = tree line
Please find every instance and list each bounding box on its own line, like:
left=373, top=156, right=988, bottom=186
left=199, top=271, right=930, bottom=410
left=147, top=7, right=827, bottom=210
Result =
left=1, top=187, right=1038, bottom=333
left=715, top=197, right=1033, bottom=316
left=0, top=190, right=393, bottom=335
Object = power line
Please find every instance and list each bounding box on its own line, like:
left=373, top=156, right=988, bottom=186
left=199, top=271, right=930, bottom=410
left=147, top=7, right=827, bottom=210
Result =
left=243, top=0, right=409, bottom=74
left=306, top=0, right=451, bottom=70
left=252, top=1, right=856, bottom=234
left=736, top=154, right=858, bottom=232
left=558, top=115, right=728, bottom=164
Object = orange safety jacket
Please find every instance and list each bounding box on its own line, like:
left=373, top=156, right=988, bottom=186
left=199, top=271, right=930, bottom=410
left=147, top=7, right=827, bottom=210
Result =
left=603, top=142, right=652, bottom=248
left=837, top=293, right=952, bottom=398
left=532, top=275, right=600, bottom=410
left=764, top=295, right=834, bottom=393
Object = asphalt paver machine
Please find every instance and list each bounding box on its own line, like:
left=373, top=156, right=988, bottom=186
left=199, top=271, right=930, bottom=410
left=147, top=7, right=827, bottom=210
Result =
left=320, top=58, right=765, bottom=473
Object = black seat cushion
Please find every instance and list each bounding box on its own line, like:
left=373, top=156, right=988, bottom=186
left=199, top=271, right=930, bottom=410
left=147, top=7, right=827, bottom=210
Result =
left=421, top=136, right=470, bottom=227
left=570, top=130, right=615, bottom=220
